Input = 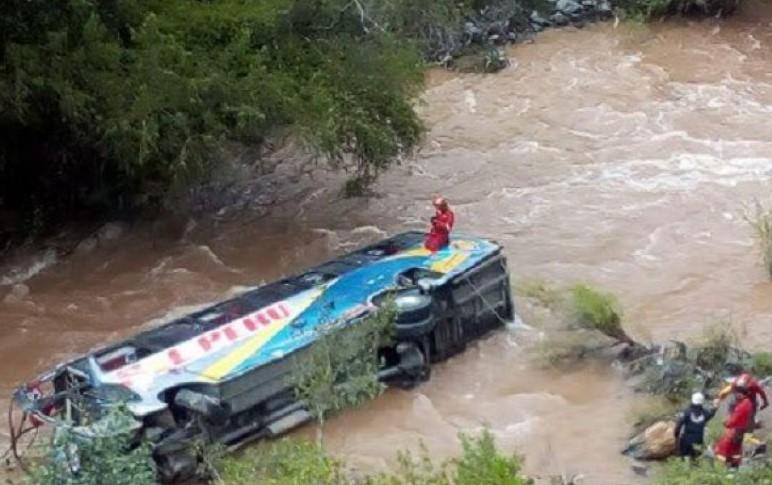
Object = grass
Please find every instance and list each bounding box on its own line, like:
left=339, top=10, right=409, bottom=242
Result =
left=744, top=200, right=772, bottom=280
left=655, top=457, right=772, bottom=484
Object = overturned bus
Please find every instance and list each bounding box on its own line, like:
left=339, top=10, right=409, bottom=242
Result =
left=12, top=231, right=513, bottom=480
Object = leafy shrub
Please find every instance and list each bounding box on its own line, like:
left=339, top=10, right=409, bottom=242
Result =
left=570, top=284, right=634, bottom=345
left=29, top=406, right=155, bottom=485
left=291, top=301, right=397, bottom=442
left=452, top=431, right=527, bottom=485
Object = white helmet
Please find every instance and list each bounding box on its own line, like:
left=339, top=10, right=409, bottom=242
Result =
left=691, top=392, right=705, bottom=406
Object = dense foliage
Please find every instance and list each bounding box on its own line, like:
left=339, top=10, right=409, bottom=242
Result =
left=0, top=0, right=424, bottom=228
left=29, top=406, right=155, bottom=485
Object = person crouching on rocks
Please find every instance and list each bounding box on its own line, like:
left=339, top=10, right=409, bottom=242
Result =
left=674, top=392, right=715, bottom=459
left=424, top=196, right=455, bottom=252
left=714, top=384, right=754, bottom=467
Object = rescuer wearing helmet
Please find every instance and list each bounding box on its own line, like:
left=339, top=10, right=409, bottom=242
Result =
left=714, top=371, right=768, bottom=426
left=674, top=392, right=715, bottom=459
left=715, top=384, right=755, bottom=467
left=424, top=196, right=455, bottom=252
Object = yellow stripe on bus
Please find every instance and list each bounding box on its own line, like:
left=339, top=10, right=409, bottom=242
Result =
left=200, top=289, right=324, bottom=381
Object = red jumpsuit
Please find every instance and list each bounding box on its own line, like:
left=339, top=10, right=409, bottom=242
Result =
left=715, top=395, right=753, bottom=466
left=424, top=208, right=455, bottom=252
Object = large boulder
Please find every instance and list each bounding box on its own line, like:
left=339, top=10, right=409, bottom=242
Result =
left=623, top=420, right=677, bottom=460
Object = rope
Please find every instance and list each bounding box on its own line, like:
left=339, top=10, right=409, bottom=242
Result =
left=460, top=274, right=515, bottom=327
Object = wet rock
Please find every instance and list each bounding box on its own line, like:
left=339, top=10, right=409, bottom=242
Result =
left=597, top=0, right=613, bottom=15
left=4, top=283, right=30, bottom=303
left=463, top=21, right=483, bottom=43
left=550, top=12, right=570, bottom=26
left=529, top=11, right=552, bottom=27
left=623, top=420, right=677, bottom=460
left=556, top=0, right=584, bottom=16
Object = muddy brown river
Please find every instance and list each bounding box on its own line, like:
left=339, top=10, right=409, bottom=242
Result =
left=3, top=4, right=772, bottom=483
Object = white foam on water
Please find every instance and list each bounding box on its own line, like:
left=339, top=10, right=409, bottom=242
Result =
left=464, top=90, right=478, bottom=113
left=1, top=249, right=57, bottom=286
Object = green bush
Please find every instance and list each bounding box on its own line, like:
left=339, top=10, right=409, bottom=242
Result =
left=0, top=0, right=424, bottom=226
left=452, top=431, right=527, bottom=485
left=570, top=284, right=634, bottom=345
left=28, top=406, right=155, bottom=485
left=291, top=302, right=397, bottom=442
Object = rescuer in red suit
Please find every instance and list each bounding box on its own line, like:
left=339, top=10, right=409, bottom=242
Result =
left=714, top=384, right=754, bottom=467
left=424, top=196, right=455, bottom=252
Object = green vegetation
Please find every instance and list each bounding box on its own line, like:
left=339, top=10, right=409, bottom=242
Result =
left=219, top=439, right=348, bottom=485
left=655, top=458, right=772, bottom=484
left=752, top=352, right=772, bottom=377
left=0, top=0, right=424, bottom=231
left=291, top=301, right=397, bottom=443
left=219, top=430, right=529, bottom=485
left=29, top=406, right=155, bottom=485
left=745, top=201, right=772, bottom=280
left=570, top=284, right=636, bottom=345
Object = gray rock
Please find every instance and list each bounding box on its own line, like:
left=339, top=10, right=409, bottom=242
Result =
left=550, top=12, right=570, bottom=26
left=463, top=21, right=483, bottom=42
left=556, top=0, right=584, bottom=15
left=597, top=0, right=613, bottom=13
left=581, top=0, right=597, bottom=6
left=530, top=11, right=552, bottom=26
